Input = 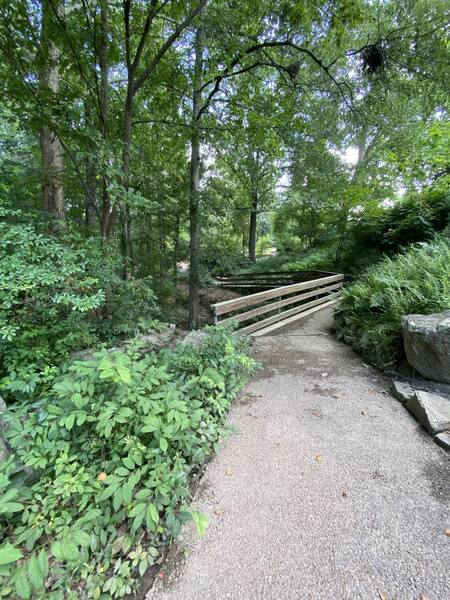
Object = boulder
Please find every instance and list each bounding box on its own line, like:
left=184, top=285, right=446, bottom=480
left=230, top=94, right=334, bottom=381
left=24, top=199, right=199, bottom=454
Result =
left=391, top=380, right=415, bottom=405
left=402, top=312, right=450, bottom=383
left=434, top=431, right=450, bottom=451
left=405, top=390, right=450, bottom=434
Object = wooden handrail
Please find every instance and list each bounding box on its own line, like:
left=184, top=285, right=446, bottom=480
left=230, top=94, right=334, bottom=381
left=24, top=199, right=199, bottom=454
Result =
left=212, top=272, right=344, bottom=335
left=219, top=282, right=342, bottom=326
left=211, top=274, right=343, bottom=316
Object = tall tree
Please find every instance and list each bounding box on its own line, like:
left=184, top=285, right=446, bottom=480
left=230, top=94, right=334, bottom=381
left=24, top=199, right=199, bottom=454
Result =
left=39, top=0, right=65, bottom=222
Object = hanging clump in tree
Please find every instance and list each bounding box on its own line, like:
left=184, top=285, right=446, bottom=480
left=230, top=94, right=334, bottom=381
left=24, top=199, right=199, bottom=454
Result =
left=361, top=44, right=386, bottom=73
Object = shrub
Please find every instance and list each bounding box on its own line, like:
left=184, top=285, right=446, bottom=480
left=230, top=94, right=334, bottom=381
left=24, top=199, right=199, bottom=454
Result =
left=335, top=238, right=450, bottom=367
left=0, top=326, right=257, bottom=599
left=0, top=207, right=163, bottom=401
left=0, top=208, right=105, bottom=400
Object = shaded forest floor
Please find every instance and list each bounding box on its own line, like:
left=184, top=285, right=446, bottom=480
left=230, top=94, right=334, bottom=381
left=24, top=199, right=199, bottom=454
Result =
left=176, top=283, right=242, bottom=327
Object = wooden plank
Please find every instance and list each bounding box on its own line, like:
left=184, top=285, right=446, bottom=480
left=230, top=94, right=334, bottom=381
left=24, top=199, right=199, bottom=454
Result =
left=219, top=282, right=343, bottom=326
left=216, top=269, right=337, bottom=280
left=249, top=298, right=339, bottom=337
left=212, top=274, right=343, bottom=316
left=236, top=292, right=340, bottom=336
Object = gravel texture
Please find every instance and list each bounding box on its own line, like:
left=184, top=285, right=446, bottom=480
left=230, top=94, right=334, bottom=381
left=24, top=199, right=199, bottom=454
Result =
left=147, top=309, right=450, bottom=600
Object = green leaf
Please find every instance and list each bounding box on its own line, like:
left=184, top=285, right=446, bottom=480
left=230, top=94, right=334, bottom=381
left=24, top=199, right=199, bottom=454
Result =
left=129, top=503, right=146, bottom=518
left=191, top=511, right=208, bottom=537
left=65, top=412, right=75, bottom=431
left=159, top=437, right=168, bottom=452
left=28, top=555, right=44, bottom=590
left=15, top=565, right=31, bottom=600
left=145, top=503, right=159, bottom=529
left=116, top=364, right=131, bottom=384
left=0, top=543, right=23, bottom=565
left=37, top=549, right=49, bottom=578
left=123, top=457, right=134, bottom=470
left=73, top=530, right=91, bottom=548
left=51, top=539, right=80, bottom=562
left=0, top=501, right=24, bottom=514
left=97, top=484, right=118, bottom=501
left=113, top=487, right=123, bottom=512
left=121, top=481, right=133, bottom=506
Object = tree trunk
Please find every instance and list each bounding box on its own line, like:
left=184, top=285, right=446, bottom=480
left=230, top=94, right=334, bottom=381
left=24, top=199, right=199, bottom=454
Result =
left=40, top=0, right=65, bottom=222
left=121, top=88, right=134, bottom=277
left=173, top=212, right=180, bottom=279
left=248, top=188, right=258, bottom=262
left=85, top=158, right=97, bottom=227
left=99, top=0, right=113, bottom=238
left=188, top=25, right=205, bottom=330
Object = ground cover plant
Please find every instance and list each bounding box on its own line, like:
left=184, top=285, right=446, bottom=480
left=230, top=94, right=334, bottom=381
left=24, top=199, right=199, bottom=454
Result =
left=334, top=237, right=450, bottom=368
left=0, top=326, right=257, bottom=599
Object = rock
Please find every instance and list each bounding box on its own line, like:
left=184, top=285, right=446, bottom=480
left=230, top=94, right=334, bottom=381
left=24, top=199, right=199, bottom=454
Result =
left=434, top=431, right=450, bottom=451
left=391, top=380, right=415, bottom=404
left=402, top=312, right=450, bottom=383
left=71, top=325, right=177, bottom=361
left=181, top=330, right=208, bottom=348
left=405, top=390, right=450, bottom=434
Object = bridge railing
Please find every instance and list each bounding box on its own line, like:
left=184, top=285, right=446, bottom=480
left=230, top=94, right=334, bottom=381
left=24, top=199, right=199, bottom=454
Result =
left=211, top=273, right=344, bottom=337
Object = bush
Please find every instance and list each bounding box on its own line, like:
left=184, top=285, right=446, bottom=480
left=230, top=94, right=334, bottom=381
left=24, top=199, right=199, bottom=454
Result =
left=0, top=326, right=257, bottom=599
left=0, top=207, right=162, bottom=401
left=335, top=238, right=450, bottom=367
left=0, top=208, right=105, bottom=401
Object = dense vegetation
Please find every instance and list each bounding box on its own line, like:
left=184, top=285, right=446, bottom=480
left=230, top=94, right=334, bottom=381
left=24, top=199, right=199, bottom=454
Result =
left=335, top=238, right=450, bottom=367
left=0, top=327, right=257, bottom=598
left=0, top=0, right=449, bottom=598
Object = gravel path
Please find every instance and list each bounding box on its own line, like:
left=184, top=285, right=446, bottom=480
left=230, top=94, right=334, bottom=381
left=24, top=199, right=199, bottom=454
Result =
left=148, top=308, right=450, bottom=600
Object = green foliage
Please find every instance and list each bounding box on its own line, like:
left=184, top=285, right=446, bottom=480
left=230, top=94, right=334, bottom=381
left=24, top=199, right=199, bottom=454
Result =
left=0, top=207, right=104, bottom=400
left=350, top=189, right=450, bottom=253
left=0, top=207, right=164, bottom=402
left=335, top=238, right=450, bottom=367
left=0, top=326, right=257, bottom=598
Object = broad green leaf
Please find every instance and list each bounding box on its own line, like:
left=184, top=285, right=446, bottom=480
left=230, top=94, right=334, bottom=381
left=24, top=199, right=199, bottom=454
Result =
left=37, top=549, right=49, bottom=578
left=28, top=555, right=44, bottom=590
left=0, top=543, right=23, bottom=565
left=15, top=565, right=31, bottom=600
left=159, top=437, right=168, bottom=452
left=116, top=364, right=131, bottom=384
left=145, top=502, right=159, bottom=529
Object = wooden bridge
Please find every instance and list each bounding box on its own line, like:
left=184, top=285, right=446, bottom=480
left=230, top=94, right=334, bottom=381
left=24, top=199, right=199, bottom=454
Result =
left=211, top=272, right=344, bottom=337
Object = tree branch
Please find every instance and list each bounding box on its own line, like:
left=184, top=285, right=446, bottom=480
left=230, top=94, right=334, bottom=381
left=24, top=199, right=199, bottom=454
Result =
left=133, top=0, right=208, bottom=95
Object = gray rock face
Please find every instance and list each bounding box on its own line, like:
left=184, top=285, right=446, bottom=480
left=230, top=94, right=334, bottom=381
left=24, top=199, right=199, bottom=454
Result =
left=181, top=330, right=208, bottom=348
left=391, top=380, right=415, bottom=404
left=405, top=390, right=450, bottom=434
left=402, top=311, right=450, bottom=383
left=434, top=431, right=450, bottom=451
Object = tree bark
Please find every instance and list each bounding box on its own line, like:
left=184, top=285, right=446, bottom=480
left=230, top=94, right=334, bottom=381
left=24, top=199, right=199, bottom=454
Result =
left=99, top=0, right=113, bottom=238
left=188, top=25, right=205, bottom=330
left=121, top=89, right=134, bottom=277
left=248, top=188, right=258, bottom=262
left=40, top=0, right=65, bottom=222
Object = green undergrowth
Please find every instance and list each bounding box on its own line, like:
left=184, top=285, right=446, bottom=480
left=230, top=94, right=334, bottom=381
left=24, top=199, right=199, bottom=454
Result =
left=237, top=246, right=336, bottom=275
left=0, top=326, right=257, bottom=599
left=334, top=238, right=450, bottom=368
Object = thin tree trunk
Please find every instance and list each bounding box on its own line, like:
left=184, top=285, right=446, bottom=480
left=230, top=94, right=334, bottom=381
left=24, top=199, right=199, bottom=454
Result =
left=173, top=212, right=180, bottom=279
left=99, top=0, right=113, bottom=238
left=248, top=188, right=258, bottom=262
left=40, top=0, right=65, bottom=222
left=188, top=25, right=205, bottom=330
left=121, top=89, right=134, bottom=277
left=85, top=158, right=97, bottom=227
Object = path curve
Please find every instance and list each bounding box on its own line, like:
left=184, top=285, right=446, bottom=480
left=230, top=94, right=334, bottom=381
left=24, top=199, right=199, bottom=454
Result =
left=148, top=309, right=450, bottom=600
